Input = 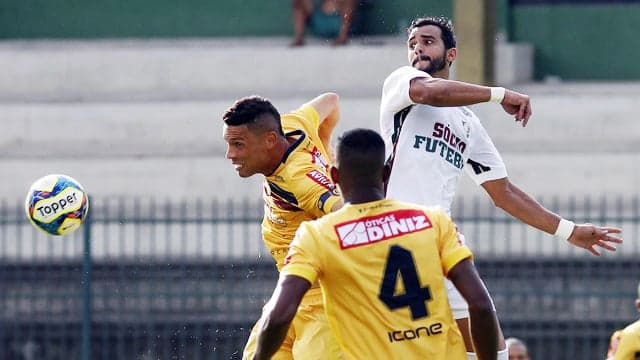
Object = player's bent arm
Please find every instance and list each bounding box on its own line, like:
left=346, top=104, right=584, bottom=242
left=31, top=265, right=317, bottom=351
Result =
left=409, top=77, right=494, bottom=107
left=307, top=92, right=340, bottom=156
left=408, top=77, right=531, bottom=124
left=481, top=177, right=622, bottom=256
left=448, top=258, right=499, bottom=360
left=252, top=275, right=312, bottom=360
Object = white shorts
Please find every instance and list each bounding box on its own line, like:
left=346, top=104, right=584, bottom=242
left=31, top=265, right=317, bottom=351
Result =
left=446, top=233, right=495, bottom=320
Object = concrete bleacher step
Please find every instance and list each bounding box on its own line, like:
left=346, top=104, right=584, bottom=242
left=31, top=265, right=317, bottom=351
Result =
left=0, top=97, right=636, bottom=157
left=1, top=39, right=637, bottom=200
left=0, top=37, right=407, bottom=102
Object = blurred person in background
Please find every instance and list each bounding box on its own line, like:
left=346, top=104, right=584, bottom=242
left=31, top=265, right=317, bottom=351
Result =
left=223, top=93, right=343, bottom=359
left=290, top=0, right=357, bottom=46
left=378, top=15, right=624, bottom=360
left=505, top=337, right=530, bottom=360
left=606, top=281, right=640, bottom=359
left=252, top=128, right=500, bottom=360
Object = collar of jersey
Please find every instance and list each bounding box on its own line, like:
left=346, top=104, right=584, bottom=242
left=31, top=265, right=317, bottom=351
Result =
left=344, top=198, right=391, bottom=209
left=278, top=129, right=306, bottom=166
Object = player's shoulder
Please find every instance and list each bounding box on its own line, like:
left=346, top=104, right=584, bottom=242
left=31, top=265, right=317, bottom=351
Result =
left=384, top=66, right=429, bottom=86
left=284, top=150, right=329, bottom=181
left=622, top=318, right=640, bottom=334
left=316, top=204, right=349, bottom=224
left=391, top=199, right=446, bottom=216
left=459, top=105, right=483, bottom=126
left=296, top=212, right=337, bottom=238
left=268, top=151, right=312, bottom=191
left=278, top=162, right=320, bottom=193
left=282, top=104, right=319, bottom=130
left=272, top=143, right=335, bottom=209
left=381, top=200, right=450, bottom=228
left=387, top=65, right=430, bottom=79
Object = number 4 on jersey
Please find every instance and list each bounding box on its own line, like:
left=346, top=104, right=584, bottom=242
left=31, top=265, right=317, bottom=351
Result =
left=378, top=245, right=432, bottom=320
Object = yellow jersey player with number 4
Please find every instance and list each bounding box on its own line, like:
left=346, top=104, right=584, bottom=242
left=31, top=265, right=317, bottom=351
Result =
left=252, top=129, right=500, bottom=360
left=223, top=93, right=343, bottom=360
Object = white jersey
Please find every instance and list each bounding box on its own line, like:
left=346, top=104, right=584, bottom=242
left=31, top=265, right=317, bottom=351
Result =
left=380, top=66, right=507, bottom=216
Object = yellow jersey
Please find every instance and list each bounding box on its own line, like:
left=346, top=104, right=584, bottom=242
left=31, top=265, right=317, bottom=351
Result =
left=282, top=199, right=472, bottom=359
left=607, top=319, right=640, bottom=360
left=262, top=104, right=341, bottom=270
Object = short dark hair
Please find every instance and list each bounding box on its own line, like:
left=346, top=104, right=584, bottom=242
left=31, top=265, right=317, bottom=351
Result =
left=336, top=128, right=385, bottom=183
left=222, top=96, right=284, bottom=136
left=408, top=16, right=456, bottom=49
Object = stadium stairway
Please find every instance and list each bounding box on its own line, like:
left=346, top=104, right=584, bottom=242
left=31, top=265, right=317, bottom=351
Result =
left=0, top=37, right=638, bottom=202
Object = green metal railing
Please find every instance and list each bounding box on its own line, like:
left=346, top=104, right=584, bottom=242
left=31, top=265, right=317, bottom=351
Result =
left=1, top=195, right=638, bottom=359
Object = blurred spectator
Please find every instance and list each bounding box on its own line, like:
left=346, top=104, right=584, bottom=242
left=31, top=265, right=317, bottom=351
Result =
left=506, top=337, right=530, bottom=360
left=290, top=0, right=357, bottom=46
left=606, top=281, right=640, bottom=359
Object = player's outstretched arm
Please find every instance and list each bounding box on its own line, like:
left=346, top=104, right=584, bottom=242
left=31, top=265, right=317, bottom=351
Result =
left=482, top=178, right=623, bottom=256
left=448, top=258, right=499, bottom=360
left=252, top=275, right=312, bottom=360
left=408, top=78, right=532, bottom=126
left=307, top=92, right=340, bottom=162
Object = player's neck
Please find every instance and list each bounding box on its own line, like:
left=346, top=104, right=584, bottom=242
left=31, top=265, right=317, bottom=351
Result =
left=343, top=186, right=385, bottom=205
left=431, top=68, right=450, bottom=80
left=264, top=137, right=292, bottom=176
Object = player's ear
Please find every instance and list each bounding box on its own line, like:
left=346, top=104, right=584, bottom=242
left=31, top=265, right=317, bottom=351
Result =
left=330, top=165, right=340, bottom=185
left=635, top=298, right=640, bottom=312
left=446, top=47, right=457, bottom=66
left=264, top=131, right=278, bottom=147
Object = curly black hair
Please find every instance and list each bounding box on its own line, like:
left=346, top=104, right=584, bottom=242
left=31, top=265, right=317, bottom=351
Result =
left=407, top=16, right=456, bottom=50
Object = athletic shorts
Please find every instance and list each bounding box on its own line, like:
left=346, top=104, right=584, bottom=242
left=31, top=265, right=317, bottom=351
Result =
left=446, top=233, right=496, bottom=320
left=309, top=11, right=341, bottom=38
left=242, top=287, right=343, bottom=360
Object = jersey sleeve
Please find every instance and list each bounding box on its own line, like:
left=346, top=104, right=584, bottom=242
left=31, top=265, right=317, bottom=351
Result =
left=434, top=209, right=473, bottom=275
left=606, top=330, right=622, bottom=359
left=380, top=66, right=429, bottom=114
left=290, top=104, right=321, bottom=136
left=295, top=166, right=341, bottom=217
left=288, top=104, right=334, bottom=166
left=281, top=221, right=321, bottom=284
left=464, top=117, right=508, bottom=185
left=610, top=324, right=640, bottom=360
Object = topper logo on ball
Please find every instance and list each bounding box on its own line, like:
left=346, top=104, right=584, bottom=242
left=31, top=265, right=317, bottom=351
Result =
left=32, top=188, right=84, bottom=223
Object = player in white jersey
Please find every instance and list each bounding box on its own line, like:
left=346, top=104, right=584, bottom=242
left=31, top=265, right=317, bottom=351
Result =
left=379, top=16, right=623, bottom=359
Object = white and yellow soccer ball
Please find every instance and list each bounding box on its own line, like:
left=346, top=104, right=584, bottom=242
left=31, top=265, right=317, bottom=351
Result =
left=25, top=174, right=90, bottom=236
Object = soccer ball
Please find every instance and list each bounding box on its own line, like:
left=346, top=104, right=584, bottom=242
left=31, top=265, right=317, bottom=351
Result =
left=25, top=174, right=90, bottom=236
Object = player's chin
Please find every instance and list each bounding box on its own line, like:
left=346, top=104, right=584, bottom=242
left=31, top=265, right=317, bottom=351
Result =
left=412, top=61, right=430, bottom=71
left=237, top=169, right=253, bottom=178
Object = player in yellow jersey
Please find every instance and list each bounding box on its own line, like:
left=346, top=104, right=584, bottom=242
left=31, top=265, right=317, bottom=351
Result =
left=607, top=281, right=640, bottom=360
left=252, top=129, right=500, bottom=360
left=223, top=93, right=344, bottom=359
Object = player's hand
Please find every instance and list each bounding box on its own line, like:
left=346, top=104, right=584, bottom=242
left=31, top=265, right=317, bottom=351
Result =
left=567, top=224, right=623, bottom=256
left=501, top=89, right=532, bottom=127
